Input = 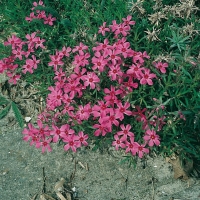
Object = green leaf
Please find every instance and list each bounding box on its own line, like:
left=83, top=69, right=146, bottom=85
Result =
left=0, top=95, right=9, bottom=105
left=119, top=156, right=130, bottom=165
left=182, top=67, right=192, bottom=79
left=162, top=98, right=173, bottom=106
left=0, top=100, right=9, bottom=106
left=182, top=111, right=193, bottom=115
left=11, top=102, right=24, bottom=128
left=0, top=103, right=11, bottom=119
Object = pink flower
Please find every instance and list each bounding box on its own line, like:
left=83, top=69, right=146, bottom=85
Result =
left=149, top=115, right=166, bottom=131
left=54, top=68, right=66, bottom=81
left=37, top=111, right=51, bottom=123
left=12, top=48, right=25, bottom=60
left=25, top=32, right=37, bottom=45
left=0, top=61, right=5, bottom=73
left=104, top=85, right=122, bottom=98
left=36, top=11, right=46, bottom=19
left=36, top=138, right=52, bottom=153
left=72, top=54, right=83, bottom=68
left=108, top=64, right=123, bottom=81
left=132, top=106, right=147, bottom=122
left=122, top=15, right=136, bottom=26
left=153, top=62, right=168, bottom=74
left=135, top=143, right=149, bottom=158
left=47, top=86, right=63, bottom=108
left=76, top=131, right=88, bottom=147
left=63, top=135, right=79, bottom=152
left=48, top=54, right=64, bottom=71
left=1, top=56, right=15, bottom=72
left=62, top=93, right=74, bottom=105
left=31, top=55, right=40, bottom=69
left=107, top=49, right=121, bottom=65
left=68, top=113, right=83, bottom=125
left=76, top=105, right=91, bottom=120
left=103, top=86, right=122, bottom=106
left=126, top=63, right=143, bottom=79
left=82, top=72, right=100, bottom=89
left=37, top=120, right=50, bottom=139
left=143, top=129, right=160, bottom=147
left=59, top=46, right=71, bottom=57
left=60, top=124, right=75, bottom=139
left=4, top=34, right=22, bottom=49
left=92, top=100, right=110, bottom=118
left=98, top=22, right=110, bottom=36
left=84, top=103, right=93, bottom=115
left=62, top=104, right=74, bottom=115
left=55, top=77, right=66, bottom=88
left=7, top=63, right=18, bottom=71
left=122, top=75, right=138, bottom=92
left=114, top=23, right=130, bottom=37
left=22, top=123, right=38, bottom=142
left=109, top=20, right=119, bottom=32
left=63, top=79, right=82, bottom=98
left=22, top=59, right=34, bottom=74
left=6, top=72, right=21, bottom=84
left=178, top=111, right=186, bottom=121
left=81, top=53, right=90, bottom=66
left=101, top=109, right=120, bottom=130
left=92, top=38, right=112, bottom=57
left=112, top=134, right=126, bottom=150
left=44, top=14, right=56, bottom=26
left=92, top=51, right=107, bottom=72
left=72, top=53, right=90, bottom=69
left=70, top=68, right=87, bottom=82
left=157, top=116, right=166, bottom=131
left=33, top=0, right=44, bottom=7
left=50, top=124, right=62, bottom=143
left=25, top=12, right=36, bottom=22
left=93, top=118, right=111, bottom=136
left=140, top=68, right=156, bottom=85
left=72, top=42, right=88, bottom=55
left=24, top=44, right=35, bottom=58
left=33, top=37, right=45, bottom=49
left=116, top=41, right=133, bottom=58
left=115, top=102, right=132, bottom=121
left=125, top=137, right=138, bottom=156
left=131, top=51, right=144, bottom=64
left=117, top=124, right=134, bottom=140
left=142, top=51, right=150, bottom=59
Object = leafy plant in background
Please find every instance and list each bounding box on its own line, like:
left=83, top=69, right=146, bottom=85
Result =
left=167, top=30, right=190, bottom=52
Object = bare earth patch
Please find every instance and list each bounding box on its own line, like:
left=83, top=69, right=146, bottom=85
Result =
left=0, top=115, right=200, bottom=200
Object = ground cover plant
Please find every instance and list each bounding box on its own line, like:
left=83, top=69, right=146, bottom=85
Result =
left=0, top=0, right=200, bottom=176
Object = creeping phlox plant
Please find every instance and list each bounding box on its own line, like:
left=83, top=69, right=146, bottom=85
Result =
left=0, top=1, right=168, bottom=158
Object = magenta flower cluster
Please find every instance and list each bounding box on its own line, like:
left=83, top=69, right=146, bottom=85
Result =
left=0, top=1, right=169, bottom=157
left=25, top=0, right=56, bottom=26
left=0, top=32, right=44, bottom=84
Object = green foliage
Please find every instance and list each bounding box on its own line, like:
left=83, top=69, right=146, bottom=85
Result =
left=11, top=102, right=24, bottom=128
left=0, top=103, right=11, bottom=119
left=0, top=95, right=9, bottom=105
left=167, top=30, right=190, bottom=52
left=119, top=155, right=138, bottom=169
left=0, top=94, right=24, bottom=128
